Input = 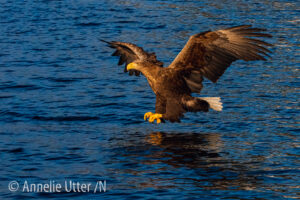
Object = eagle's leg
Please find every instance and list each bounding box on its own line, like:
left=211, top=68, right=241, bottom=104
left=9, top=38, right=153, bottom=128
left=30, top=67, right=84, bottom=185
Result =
left=149, top=113, right=163, bottom=124
left=144, top=112, right=154, bottom=120
left=145, top=95, right=166, bottom=124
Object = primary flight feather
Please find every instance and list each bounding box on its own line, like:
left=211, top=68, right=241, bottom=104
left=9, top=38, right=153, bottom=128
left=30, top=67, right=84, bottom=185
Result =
left=102, top=25, right=272, bottom=123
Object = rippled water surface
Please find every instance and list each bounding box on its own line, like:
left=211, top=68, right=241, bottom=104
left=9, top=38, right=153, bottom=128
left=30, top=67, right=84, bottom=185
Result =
left=0, top=0, right=299, bottom=199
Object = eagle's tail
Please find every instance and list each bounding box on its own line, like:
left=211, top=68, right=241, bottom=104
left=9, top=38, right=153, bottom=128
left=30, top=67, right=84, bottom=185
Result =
left=199, top=97, right=223, bottom=111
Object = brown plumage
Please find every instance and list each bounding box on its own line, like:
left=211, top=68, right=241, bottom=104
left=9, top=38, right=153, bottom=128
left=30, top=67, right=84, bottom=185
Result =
left=102, top=25, right=272, bottom=123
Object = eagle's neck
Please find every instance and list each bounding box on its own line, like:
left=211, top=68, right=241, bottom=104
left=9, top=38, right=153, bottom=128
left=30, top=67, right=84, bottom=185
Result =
left=140, top=66, right=161, bottom=93
left=141, top=66, right=161, bottom=80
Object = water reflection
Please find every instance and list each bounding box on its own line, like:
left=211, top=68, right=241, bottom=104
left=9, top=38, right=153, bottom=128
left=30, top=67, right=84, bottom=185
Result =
left=145, top=132, right=222, bottom=168
left=109, top=131, right=265, bottom=192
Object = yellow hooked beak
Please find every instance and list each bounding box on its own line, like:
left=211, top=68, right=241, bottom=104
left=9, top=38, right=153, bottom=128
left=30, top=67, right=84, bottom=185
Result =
left=127, top=62, right=138, bottom=71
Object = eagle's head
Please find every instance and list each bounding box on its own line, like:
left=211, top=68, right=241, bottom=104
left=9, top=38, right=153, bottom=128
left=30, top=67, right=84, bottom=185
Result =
left=126, top=60, right=163, bottom=80
left=126, top=61, right=160, bottom=76
left=126, top=62, right=147, bottom=72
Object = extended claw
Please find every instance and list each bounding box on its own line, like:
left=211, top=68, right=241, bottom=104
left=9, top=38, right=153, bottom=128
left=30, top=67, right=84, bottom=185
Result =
left=144, top=112, right=153, bottom=121
left=149, top=113, right=163, bottom=124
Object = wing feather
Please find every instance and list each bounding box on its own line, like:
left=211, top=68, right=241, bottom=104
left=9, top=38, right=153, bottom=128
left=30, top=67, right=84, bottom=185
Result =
left=169, top=25, right=272, bottom=85
left=102, top=40, right=163, bottom=76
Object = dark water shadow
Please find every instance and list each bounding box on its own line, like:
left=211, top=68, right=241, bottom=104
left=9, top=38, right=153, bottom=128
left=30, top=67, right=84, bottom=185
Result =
left=108, top=131, right=266, bottom=193
left=144, top=132, right=222, bottom=168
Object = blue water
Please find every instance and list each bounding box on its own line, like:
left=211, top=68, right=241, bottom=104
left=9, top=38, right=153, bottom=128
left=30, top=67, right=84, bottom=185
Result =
left=0, top=0, right=299, bottom=199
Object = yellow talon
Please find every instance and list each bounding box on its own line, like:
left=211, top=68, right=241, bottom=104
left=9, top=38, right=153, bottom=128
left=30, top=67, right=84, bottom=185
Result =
left=149, top=113, right=163, bottom=124
left=156, top=118, right=161, bottom=124
left=144, top=112, right=153, bottom=121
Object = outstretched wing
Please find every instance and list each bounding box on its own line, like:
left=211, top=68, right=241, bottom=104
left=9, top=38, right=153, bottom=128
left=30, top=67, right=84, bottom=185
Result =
left=169, top=25, right=272, bottom=92
left=102, top=40, right=163, bottom=76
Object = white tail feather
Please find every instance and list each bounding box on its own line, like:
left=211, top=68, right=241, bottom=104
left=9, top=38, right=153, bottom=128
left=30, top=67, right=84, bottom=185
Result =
left=199, top=97, right=223, bottom=111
